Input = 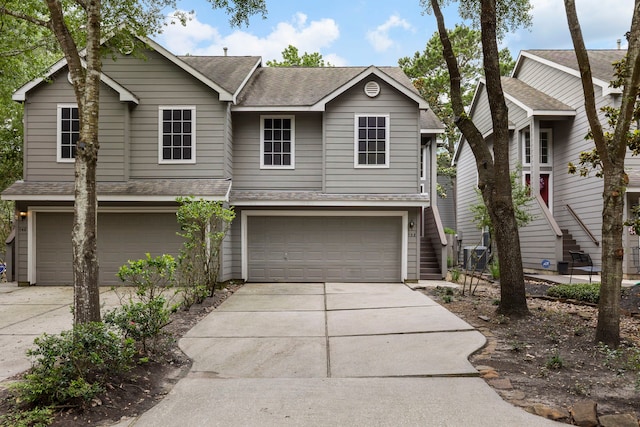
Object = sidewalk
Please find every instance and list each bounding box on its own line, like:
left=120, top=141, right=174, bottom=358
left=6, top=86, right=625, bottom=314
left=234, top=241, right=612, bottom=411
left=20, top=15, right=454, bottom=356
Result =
left=131, top=282, right=560, bottom=426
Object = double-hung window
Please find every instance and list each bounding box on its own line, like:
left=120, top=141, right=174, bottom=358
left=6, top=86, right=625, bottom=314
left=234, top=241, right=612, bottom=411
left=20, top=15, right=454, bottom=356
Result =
left=57, top=104, right=79, bottom=162
left=159, top=106, right=196, bottom=164
left=261, top=116, right=294, bottom=169
left=355, top=114, right=389, bottom=168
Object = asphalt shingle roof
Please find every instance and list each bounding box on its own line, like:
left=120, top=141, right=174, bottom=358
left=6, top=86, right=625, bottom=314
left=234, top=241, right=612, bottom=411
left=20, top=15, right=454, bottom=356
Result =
left=230, top=190, right=430, bottom=206
left=2, top=179, right=231, bottom=200
left=421, top=109, right=445, bottom=131
left=178, top=56, right=261, bottom=95
left=501, top=76, right=575, bottom=113
left=235, top=66, right=421, bottom=107
left=523, top=50, right=627, bottom=83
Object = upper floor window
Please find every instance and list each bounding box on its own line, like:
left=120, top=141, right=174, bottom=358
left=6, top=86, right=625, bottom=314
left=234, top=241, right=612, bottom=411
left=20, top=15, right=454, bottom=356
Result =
left=57, top=104, right=79, bottom=162
left=159, top=106, right=196, bottom=164
left=522, top=128, right=552, bottom=166
left=261, top=116, right=294, bottom=169
left=355, top=114, right=389, bottom=168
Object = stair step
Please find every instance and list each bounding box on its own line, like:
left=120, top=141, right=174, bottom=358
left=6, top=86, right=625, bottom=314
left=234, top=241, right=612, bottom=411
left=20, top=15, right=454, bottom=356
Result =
left=420, top=273, right=442, bottom=280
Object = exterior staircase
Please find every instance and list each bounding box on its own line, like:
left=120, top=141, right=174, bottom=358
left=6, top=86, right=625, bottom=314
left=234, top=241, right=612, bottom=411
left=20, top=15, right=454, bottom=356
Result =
left=562, top=229, right=582, bottom=261
left=420, top=236, right=442, bottom=280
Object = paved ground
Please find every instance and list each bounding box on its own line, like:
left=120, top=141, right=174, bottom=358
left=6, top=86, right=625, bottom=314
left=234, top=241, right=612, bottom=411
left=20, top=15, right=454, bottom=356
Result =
left=0, top=283, right=125, bottom=382
left=130, top=282, right=560, bottom=426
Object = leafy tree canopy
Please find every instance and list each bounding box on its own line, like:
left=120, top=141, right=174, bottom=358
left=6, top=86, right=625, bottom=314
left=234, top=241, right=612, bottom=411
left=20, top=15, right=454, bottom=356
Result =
left=267, top=45, right=331, bottom=67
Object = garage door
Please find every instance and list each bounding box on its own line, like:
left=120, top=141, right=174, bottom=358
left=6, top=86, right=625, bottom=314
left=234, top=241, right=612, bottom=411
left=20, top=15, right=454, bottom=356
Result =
left=247, top=216, right=401, bottom=282
left=36, top=212, right=183, bottom=285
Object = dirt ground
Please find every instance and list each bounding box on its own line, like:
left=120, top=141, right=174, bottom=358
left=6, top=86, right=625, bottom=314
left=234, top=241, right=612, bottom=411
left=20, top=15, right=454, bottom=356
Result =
left=420, top=278, right=640, bottom=423
left=1, top=279, right=639, bottom=426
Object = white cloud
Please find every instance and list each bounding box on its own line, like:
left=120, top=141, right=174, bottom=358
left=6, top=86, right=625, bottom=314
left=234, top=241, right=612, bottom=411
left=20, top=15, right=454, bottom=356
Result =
left=366, top=15, right=413, bottom=53
left=504, top=0, right=634, bottom=53
left=158, top=11, right=341, bottom=64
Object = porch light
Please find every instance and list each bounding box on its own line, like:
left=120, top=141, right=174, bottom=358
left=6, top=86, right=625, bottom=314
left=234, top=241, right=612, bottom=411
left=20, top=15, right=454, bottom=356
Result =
left=19, top=211, right=27, bottom=220
left=409, top=219, right=415, bottom=229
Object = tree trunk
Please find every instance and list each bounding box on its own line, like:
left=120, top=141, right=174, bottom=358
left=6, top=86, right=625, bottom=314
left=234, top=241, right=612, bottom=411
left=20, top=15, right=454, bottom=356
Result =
left=45, top=0, right=103, bottom=324
left=595, top=166, right=625, bottom=345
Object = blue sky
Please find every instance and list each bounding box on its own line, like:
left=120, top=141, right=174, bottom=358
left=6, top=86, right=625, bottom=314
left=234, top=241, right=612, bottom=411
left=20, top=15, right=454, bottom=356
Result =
left=156, top=0, right=634, bottom=66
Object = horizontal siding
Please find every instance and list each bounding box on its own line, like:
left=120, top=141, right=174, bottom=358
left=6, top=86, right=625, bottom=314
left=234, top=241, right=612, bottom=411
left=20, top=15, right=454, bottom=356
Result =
left=324, top=77, right=419, bottom=194
left=101, top=49, right=228, bottom=179
left=455, top=142, right=483, bottom=251
left=519, top=199, right=562, bottom=270
left=232, top=112, right=322, bottom=190
left=24, top=73, right=125, bottom=182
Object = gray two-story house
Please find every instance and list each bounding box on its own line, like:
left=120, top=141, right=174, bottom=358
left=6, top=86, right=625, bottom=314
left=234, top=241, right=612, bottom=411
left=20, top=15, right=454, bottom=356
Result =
left=3, top=37, right=446, bottom=286
left=455, top=49, right=640, bottom=277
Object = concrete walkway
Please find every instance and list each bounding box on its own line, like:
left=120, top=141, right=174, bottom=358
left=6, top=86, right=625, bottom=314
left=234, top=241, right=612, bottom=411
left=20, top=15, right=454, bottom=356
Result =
left=131, top=282, right=559, bottom=427
left=0, top=283, right=126, bottom=382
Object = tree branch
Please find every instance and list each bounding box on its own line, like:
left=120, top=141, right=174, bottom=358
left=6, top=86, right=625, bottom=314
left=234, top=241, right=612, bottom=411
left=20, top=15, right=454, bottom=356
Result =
left=564, top=0, right=608, bottom=165
left=0, top=6, right=51, bottom=28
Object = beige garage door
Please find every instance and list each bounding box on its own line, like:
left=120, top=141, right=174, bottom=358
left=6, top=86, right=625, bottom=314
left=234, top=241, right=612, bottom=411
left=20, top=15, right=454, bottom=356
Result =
left=35, top=212, right=183, bottom=285
left=247, top=216, right=401, bottom=282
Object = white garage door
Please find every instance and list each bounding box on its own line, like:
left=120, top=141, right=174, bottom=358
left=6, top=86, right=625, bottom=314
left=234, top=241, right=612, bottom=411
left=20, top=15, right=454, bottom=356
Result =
left=247, top=216, right=401, bottom=282
left=35, top=212, right=183, bottom=285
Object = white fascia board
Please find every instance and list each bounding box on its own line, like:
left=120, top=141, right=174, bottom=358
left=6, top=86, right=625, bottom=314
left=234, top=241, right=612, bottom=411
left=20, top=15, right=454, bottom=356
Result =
left=4, top=194, right=227, bottom=202
left=421, top=128, right=446, bottom=134
left=232, top=105, right=321, bottom=112
left=231, top=199, right=430, bottom=207
left=140, top=36, right=235, bottom=102
left=13, top=58, right=139, bottom=104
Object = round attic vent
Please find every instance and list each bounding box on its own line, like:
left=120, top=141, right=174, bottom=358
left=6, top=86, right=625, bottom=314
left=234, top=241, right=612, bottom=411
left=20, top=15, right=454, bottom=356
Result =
left=364, top=81, right=380, bottom=98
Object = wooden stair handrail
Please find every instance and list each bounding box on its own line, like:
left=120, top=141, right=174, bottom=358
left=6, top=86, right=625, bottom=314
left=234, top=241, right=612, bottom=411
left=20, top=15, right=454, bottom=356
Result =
left=565, top=204, right=600, bottom=246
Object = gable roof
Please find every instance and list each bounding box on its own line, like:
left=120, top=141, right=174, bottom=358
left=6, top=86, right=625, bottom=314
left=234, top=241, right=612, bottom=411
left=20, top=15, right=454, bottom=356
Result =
left=501, top=77, right=575, bottom=117
left=12, top=56, right=140, bottom=104
left=12, top=36, right=239, bottom=103
left=515, top=50, right=627, bottom=96
left=178, top=55, right=261, bottom=98
left=233, top=65, right=428, bottom=111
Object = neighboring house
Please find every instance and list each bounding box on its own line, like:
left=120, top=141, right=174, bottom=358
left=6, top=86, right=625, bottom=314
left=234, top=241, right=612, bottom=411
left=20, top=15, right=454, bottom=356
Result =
left=454, top=49, right=640, bottom=277
left=2, top=37, right=446, bottom=285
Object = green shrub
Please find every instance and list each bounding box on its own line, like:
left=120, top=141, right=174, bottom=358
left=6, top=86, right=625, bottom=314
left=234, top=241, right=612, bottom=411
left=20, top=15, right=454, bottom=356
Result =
left=489, top=260, right=499, bottom=279
left=103, top=296, right=172, bottom=354
left=106, top=254, right=178, bottom=354
left=443, top=227, right=456, bottom=235
left=0, top=406, right=54, bottom=427
left=10, top=323, right=135, bottom=407
left=547, top=283, right=600, bottom=304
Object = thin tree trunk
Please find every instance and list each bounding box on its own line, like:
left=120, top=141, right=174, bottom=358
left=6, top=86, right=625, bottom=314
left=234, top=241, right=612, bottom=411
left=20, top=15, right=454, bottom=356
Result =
left=46, top=0, right=102, bottom=323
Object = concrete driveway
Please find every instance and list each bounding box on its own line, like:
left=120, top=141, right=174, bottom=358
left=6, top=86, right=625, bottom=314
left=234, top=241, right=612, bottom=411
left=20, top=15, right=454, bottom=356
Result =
left=0, top=282, right=126, bottom=381
left=132, top=282, right=560, bottom=427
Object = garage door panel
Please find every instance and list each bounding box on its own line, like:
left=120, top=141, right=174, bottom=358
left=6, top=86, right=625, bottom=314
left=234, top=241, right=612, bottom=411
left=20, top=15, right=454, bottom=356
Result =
left=247, top=216, right=401, bottom=283
left=36, top=212, right=183, bottom=285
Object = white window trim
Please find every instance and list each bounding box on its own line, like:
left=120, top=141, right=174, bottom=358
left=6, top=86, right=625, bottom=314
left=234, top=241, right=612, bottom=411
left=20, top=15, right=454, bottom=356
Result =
left=523, top=171, right=554, bottom=212
left=522, top=128, right=552, bottom=166
left=260, top=115, right=295, bottom=170
left=354, top=114, right=390, bottom=169
left=158, top=105, right=196, bottom=164
left=420, top=145, right=427, bottom=180
left=57, top=103, right=78, bottom=163
left=539, top=128, right=553, bottom=166
left=521, top=130, right=531, bottom=166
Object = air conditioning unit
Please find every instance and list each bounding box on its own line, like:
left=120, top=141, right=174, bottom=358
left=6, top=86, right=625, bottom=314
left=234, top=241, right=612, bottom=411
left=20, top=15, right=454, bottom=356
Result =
left=463, top=246, right=488, bottom=271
